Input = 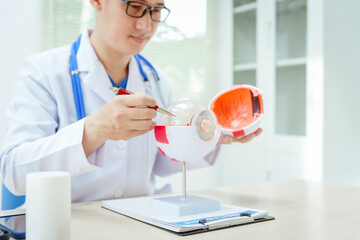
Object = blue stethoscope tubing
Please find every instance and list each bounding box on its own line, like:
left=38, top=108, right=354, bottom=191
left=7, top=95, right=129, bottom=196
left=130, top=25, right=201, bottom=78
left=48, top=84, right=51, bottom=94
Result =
left=70, top=35, right=85, bottom=120
left=70, top=34, right=161, bottom=121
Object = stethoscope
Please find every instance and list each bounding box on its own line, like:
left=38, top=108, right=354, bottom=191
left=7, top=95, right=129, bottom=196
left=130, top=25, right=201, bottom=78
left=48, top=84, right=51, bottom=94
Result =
left=70, top=34, right=165, bottom=121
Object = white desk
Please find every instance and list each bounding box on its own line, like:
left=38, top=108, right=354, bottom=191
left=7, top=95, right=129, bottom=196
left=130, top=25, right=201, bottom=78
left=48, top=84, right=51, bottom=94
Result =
left=2, top=180, right=360, bottom=239
left=70, top=180, right=360, bottom=239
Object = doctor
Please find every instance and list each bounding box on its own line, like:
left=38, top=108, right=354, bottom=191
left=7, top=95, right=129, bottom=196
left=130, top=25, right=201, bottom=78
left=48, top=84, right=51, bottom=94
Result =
left=1, top=0, right=261, bottom=203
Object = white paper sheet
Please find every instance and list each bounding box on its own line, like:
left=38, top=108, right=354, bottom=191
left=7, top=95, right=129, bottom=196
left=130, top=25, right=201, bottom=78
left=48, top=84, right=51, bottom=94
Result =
left=102, top=194, right=268, bottom=233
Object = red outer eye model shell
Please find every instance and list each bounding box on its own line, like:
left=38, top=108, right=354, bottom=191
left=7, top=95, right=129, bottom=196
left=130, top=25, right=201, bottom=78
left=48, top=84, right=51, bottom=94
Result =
left=209, top=84, right=264, bottom=138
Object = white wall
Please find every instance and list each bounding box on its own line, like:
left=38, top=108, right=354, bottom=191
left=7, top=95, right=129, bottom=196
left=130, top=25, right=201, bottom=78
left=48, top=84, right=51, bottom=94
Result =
left=0, top=0, right=41, bottom=205
left=323, top=0, right=360, bottom=186
left=0, top=0, right=41, bottom=140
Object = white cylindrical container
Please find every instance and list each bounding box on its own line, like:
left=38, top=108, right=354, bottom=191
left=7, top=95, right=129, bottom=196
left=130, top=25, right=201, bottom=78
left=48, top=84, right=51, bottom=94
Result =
left=26, top=171, right=71, bottom=240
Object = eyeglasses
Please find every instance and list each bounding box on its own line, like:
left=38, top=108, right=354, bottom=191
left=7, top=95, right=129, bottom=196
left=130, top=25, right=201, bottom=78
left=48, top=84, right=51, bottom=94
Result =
left=121, top=0, right=171, bottom=22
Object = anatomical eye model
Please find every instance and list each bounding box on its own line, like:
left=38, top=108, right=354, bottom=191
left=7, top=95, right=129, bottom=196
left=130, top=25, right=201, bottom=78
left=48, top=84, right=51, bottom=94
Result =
left=152, top=85, right=263, bottom=216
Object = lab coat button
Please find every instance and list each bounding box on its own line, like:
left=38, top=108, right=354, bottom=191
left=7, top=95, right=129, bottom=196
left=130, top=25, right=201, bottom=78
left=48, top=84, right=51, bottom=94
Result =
left=114, top=190, right=123, bottom=198
left=117, top=140, right=127, bottom=149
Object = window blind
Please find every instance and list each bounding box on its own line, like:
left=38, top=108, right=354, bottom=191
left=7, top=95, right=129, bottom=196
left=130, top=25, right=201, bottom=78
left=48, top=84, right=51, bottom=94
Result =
left=40, top=0, right=219, bottom=106
left=40, top=0, right=96, bottom=50
left=142, top=0, right=219, bottom=105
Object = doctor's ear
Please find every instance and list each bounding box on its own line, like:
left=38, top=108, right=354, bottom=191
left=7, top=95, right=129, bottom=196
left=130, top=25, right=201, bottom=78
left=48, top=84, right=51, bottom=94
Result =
left=89, top=0, right=103, bottom=11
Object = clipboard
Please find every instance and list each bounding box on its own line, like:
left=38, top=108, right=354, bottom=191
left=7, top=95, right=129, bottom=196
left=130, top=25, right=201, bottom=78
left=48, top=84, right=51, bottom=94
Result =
left=102, top=195, right=275, bottom=235
left=176, top=215, right=275, bottom=236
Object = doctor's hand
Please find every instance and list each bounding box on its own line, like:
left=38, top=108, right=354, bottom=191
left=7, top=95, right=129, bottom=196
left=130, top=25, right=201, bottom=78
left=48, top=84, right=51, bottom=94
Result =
left=217, top=128, right=263, bottom=145
left=82, top=93, right=157, bottom=156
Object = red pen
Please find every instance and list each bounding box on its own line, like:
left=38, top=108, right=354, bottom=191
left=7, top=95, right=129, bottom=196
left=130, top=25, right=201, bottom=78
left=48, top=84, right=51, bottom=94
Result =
left=109, top=86, right=176, bottom=117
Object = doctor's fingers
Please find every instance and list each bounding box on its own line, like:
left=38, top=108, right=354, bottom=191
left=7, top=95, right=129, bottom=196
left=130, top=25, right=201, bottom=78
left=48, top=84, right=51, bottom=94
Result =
left=127, top=126, right=157, bottom=139
left=128, top=119, right=157, bottom=131
left=115, top=93, right=157, bottom=108
left=125, top=107, right=157, bottom=120
left=113, top=121, right=156, bottom=140
left=253, top=128, right=263, bottom=136
left=233, top=128, right=263, bottom=143
left=233, top=134, right=255, bottom=143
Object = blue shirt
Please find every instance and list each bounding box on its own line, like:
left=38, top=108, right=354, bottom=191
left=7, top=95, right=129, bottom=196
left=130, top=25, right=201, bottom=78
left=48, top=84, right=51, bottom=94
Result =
left=109, top=76, right=128, bottom=89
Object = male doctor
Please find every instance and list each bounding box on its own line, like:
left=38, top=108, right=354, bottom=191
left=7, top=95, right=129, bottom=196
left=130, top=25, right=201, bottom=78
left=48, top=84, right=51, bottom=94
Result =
left=0, top=0, right=262, bottom=203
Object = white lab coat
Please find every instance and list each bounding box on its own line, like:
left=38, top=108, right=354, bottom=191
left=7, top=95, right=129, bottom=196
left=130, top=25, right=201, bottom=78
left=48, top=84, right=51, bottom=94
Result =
left=0, top=30, right=220, bottom=203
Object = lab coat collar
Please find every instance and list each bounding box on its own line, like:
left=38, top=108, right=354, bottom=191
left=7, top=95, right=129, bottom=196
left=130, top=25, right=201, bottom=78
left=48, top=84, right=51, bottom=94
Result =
left=83, top=60, right=114, bottom=103
left=83, top=55, right=145, bottom=103
left=127, top=55, right=146, bottom=94
left=75, top=29, right=113, bottom=102
left=77, top=28, right=145, bottom=102
left=76, top=29, right=97, bottom=73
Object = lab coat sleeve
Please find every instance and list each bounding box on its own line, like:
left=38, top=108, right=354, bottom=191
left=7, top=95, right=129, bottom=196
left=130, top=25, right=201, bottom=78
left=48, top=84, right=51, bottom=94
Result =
left=0, top=56, right=100, bottom=196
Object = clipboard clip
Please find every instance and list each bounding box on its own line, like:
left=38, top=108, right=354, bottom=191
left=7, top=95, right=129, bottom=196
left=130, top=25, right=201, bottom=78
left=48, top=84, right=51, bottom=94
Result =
left=198, top=212, right=254, bottom=230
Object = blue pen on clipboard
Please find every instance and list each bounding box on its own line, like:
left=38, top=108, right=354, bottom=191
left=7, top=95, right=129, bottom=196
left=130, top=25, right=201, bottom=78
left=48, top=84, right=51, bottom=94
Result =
left=198, top=212, right=252, bottom=224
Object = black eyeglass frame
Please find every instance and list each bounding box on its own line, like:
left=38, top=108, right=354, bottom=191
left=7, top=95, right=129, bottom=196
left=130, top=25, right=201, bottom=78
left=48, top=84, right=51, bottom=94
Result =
left=121, top=0, right=171, bottom=22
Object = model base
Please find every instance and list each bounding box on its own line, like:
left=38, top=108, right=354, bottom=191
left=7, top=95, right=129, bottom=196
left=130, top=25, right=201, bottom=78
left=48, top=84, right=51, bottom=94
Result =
left=151, top=194, right=221, bottom=216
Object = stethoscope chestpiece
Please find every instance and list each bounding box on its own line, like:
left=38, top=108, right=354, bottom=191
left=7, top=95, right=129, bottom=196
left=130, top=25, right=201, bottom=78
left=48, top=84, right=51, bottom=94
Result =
left=0, top=227, right=10, bottom=240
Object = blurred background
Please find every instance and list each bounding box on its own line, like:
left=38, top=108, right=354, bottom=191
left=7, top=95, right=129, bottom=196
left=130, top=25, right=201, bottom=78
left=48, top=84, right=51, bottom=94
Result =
left=0, top=0, right=359, bottom=201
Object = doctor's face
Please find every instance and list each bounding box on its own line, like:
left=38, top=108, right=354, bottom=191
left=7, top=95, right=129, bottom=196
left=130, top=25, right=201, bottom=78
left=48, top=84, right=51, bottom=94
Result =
left=94, top=0, right=163, bottom=56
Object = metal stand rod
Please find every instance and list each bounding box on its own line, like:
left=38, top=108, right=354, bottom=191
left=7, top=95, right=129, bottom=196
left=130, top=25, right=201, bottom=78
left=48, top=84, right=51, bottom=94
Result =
left=182, top=161, right=187, bottom=200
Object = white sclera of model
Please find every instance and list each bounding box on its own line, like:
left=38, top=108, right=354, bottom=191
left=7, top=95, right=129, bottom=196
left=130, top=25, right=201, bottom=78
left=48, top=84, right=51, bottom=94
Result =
left=155, top=99, right=221, bottom=162
left=152, top=100, right=221, bottom=216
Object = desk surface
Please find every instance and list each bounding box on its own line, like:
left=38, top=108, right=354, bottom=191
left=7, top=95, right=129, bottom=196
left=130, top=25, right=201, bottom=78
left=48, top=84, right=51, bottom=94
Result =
left=2, top=180, right=359, bottom=239
left=70, top=180, right=360, bottom=240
